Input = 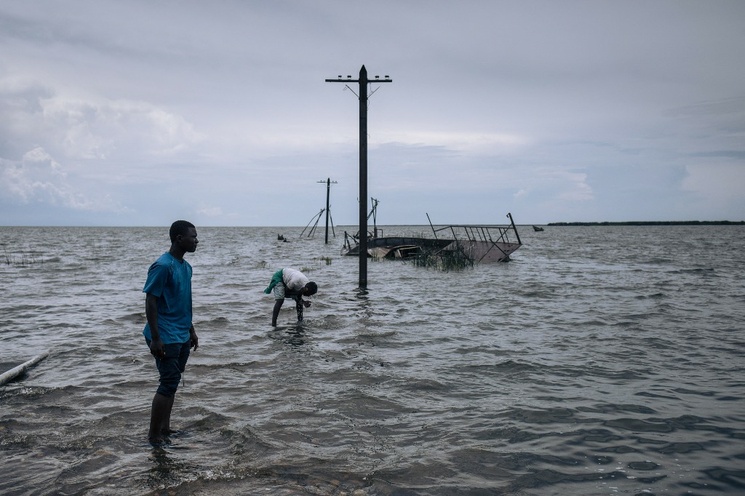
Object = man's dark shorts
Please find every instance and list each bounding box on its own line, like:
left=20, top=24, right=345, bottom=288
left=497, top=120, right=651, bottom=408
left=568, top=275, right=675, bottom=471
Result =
left=147, top=340, right=191, bottom=397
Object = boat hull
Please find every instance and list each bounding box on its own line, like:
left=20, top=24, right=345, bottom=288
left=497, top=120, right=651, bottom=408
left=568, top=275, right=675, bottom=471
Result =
left=342, top=237, right=452, bottom=258
left=342, top=237, right=520, bottom=262
left=341, top=213, right=523, bottom=264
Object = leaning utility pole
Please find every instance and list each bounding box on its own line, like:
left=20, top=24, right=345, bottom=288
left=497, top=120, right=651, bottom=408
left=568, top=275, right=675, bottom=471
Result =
left=317, top=178, right=337, bottom=244
left=325, top=65, right=392, bottom=288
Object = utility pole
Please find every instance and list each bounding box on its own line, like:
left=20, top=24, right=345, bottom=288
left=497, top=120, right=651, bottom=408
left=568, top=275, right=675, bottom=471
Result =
left=325, top=65, right=392, bottom=288
left=317, top=178, right=337, bottom=244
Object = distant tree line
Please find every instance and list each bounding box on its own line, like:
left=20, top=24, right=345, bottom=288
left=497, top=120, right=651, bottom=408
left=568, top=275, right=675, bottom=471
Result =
left=547, top=221, right=744, bottom=226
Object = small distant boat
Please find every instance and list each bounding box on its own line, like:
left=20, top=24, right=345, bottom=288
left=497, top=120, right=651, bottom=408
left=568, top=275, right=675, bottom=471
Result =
left=533, top=225, right=544, bottom=232
left=341, top=203, right=522, bottom=263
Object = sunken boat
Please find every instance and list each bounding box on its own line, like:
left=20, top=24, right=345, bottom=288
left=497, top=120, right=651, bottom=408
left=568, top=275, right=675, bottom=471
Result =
left=341, top=210, right=522, bottom=263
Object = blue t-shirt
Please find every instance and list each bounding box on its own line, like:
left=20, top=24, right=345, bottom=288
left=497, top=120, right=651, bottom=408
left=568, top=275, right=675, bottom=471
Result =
left=142, top=252, right=193, bottom=344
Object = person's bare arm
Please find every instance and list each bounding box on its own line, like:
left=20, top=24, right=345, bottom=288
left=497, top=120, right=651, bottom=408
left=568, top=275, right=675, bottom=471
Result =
left=146, top=293, right=165, bottom=358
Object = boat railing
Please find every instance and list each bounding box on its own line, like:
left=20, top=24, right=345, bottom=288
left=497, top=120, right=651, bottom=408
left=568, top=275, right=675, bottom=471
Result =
left=426, top=212, right=522, bottom=263
left=432, top=224, right=520, bottom=245
left=428, top=213, right=522, bottom=246
left=341, top=228, right=386, bottom=255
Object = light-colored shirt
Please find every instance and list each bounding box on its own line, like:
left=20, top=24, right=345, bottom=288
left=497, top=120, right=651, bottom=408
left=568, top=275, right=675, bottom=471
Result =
left=282, top=268, right=309, bottom=292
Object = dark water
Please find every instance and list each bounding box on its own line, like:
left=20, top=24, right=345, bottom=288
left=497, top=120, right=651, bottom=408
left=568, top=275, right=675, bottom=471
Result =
left=1, top=225, right=743, bottom=495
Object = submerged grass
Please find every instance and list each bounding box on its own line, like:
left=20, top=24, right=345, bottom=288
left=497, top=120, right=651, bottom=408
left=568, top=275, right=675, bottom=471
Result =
left=412, top=246, right=474, bottom=271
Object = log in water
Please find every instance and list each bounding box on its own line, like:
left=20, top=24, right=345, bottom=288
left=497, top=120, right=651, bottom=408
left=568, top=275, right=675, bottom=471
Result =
left=0, top=351, right=49, bottom=386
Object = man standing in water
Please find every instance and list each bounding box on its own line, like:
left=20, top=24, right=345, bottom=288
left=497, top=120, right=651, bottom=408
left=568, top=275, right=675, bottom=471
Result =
left=264, top=268, right=318, bottom=326
left=142, top=220, right=199, bottom=446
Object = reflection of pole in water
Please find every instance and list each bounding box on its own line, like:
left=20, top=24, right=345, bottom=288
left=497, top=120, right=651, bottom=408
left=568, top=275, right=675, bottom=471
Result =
left=325, top=65, right=392, bottom=289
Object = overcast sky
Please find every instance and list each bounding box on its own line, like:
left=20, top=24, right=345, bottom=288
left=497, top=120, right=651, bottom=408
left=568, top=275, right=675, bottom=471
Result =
left=1, top=1, right=744, bottom=226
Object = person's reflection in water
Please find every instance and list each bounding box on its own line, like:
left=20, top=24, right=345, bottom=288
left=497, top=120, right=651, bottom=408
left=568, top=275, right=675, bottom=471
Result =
left=285, top=325, right=306, bottom=346
left=147, top=446, right=193, bottom=488
left=267, top=324, right=307, bottom=347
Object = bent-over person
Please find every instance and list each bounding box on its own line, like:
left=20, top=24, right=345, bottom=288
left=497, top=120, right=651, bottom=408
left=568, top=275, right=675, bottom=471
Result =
left=264, top=268, right=318, bottom=326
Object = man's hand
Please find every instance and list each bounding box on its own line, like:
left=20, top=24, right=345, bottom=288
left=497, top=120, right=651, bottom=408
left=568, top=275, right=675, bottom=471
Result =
left=190, top=328, right=199, bottom=351
left=303, top=300, right=311, bottom=308
left=150, top=338, right=166, bottom=358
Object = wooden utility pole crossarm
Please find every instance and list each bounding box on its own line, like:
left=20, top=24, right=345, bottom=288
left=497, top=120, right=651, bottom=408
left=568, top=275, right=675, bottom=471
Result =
left=325, top=65, right=392, bottom=289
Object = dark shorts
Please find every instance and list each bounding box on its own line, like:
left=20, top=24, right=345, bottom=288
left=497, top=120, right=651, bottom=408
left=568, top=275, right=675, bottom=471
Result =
left=147, top=340, right=191, bottom=397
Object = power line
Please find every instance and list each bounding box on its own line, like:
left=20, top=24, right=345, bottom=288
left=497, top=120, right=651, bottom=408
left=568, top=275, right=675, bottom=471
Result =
left=325, top=65, right=392, bottom=289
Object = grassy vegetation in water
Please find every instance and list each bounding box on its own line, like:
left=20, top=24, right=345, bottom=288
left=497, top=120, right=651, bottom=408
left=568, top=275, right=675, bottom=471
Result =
left=411, top=247, right=474, bottom=271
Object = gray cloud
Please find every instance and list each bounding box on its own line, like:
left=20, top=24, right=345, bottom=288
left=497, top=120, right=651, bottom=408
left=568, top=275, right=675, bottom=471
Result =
left=1, top=0, right=744, bottom=226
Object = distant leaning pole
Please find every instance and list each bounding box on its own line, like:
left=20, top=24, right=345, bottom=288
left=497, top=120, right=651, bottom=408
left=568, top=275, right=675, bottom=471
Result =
left=326, top=65, right=392, bottom=288
left=317, top=177, right=337, bottom=244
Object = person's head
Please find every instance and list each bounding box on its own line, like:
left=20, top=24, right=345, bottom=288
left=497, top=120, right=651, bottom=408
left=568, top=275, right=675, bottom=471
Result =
left=169, top=220, right=198, bottom=253
left=304, top=281, right=318, bottom=296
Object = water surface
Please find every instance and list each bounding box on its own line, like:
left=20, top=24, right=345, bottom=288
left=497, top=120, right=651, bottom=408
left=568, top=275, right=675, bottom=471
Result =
left=1, top=225, right=743, bottom=495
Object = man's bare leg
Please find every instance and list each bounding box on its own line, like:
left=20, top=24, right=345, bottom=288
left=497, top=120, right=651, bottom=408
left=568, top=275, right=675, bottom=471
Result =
left=272, top=299, right=284, bottom=326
